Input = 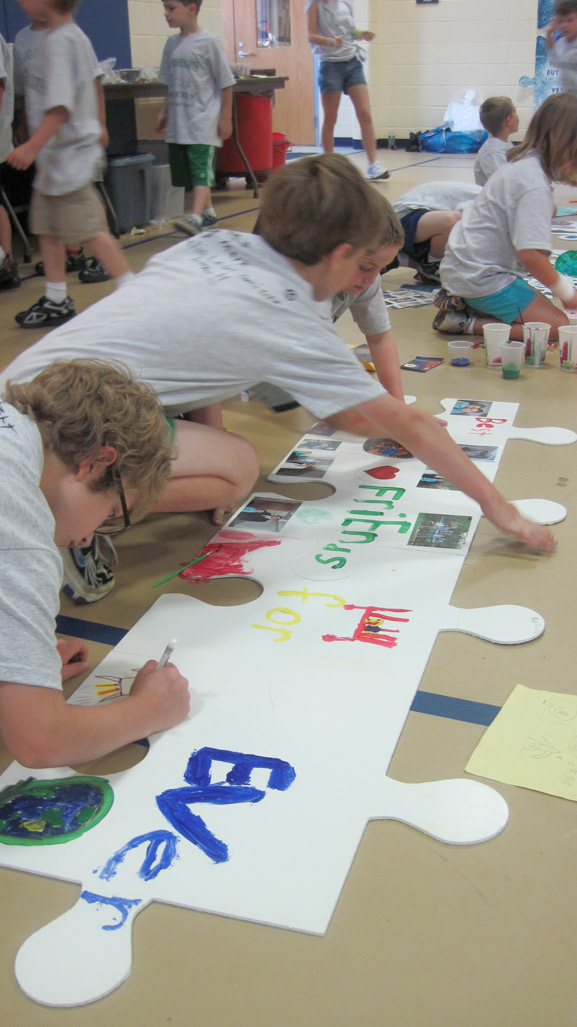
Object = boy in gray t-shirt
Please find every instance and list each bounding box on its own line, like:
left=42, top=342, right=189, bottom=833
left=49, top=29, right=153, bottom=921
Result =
left=0, top=360, right=190, bottom=768
left=1, top=155, right=556, bottom=567
left=7, top=0, right=133, bottom=330
left=156, top=0, right=234, bottom=235
left=546, top=0, right=577, bottom=96
left=474, top=96, right=518, bottom=186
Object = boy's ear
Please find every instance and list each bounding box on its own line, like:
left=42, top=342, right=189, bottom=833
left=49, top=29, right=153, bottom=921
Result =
left=325, top=242, right=354, bottom=268
left=75, top=446, right=118, bottom=482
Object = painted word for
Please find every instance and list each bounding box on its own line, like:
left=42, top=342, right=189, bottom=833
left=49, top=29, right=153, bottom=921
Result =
left=314, top=484, right=411, bottom=570
left=252, top=587, right=346, bottom=642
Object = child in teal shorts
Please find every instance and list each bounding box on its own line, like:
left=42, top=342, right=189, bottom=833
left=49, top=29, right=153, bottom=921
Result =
left=155, top=0, right=235, bottom=235
left=435, top=93, right=577, bottom=342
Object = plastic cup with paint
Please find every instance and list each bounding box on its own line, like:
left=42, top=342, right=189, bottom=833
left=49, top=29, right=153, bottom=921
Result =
left=500, top=340, right=524, bottom=380
left=522, top=321, right=550, bottom=368
left=558, top=324, right=577, bottom=371
left=448, top=339, right=473, bottom=366
left=483, top=323, right=509, bottom=367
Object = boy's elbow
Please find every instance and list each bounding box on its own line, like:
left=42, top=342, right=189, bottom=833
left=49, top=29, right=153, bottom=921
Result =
left=5, top=733, right=68, bottom=769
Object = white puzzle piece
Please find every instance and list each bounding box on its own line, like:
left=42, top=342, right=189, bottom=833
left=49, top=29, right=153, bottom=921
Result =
left=0, top=398, right=571, bottom=1006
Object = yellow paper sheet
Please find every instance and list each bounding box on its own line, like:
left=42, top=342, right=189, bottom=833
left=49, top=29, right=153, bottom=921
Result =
left=466, top=684, right=577, bottom=801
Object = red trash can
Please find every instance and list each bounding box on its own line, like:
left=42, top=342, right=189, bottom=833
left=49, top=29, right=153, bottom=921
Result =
left=216, top=94, right=273, bottom=175
left=272, top=132, right=291, bottom=170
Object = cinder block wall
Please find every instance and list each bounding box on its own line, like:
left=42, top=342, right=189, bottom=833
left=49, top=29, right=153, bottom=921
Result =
left=126, top=0, right=540, bottom=143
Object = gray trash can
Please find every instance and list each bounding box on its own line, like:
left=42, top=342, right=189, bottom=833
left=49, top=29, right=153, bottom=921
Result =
left=104, top=153, right=155, bottom=233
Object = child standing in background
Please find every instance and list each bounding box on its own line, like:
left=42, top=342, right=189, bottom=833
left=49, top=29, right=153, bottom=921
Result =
left=8, top=0, right=133, bottom=329
left=0, top=30, right=20, bottom=290
left=435, top=93, right=577, bottom=341
left=13, top=11, right=110, bottom=283
left=474, top=96, right=519, bottom=186
left=306, top=0, right=389, bottom=180
left=546, top=0, right=577, bottom=96
left=155, top=0, right=234, bottom=236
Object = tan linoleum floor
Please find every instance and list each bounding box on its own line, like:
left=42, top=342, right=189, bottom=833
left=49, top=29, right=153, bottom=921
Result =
left=2, top=149, right=577, bottom=1026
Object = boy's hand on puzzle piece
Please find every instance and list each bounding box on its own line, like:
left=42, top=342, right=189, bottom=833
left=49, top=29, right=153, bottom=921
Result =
left=131, top=659, right=190, bottom=732
left=218, top=115, right=233, bottom=142
left=8, top=142, right=37, bottom=171
left=482, top=496, right=556, bottom=552
left=359, top=31, right=375, bottom=42
left=57, top=638, right=90, bottom=682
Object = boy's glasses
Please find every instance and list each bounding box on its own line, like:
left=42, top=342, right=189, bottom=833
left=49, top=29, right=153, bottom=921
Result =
left=97, top=470, right=132, bottom=536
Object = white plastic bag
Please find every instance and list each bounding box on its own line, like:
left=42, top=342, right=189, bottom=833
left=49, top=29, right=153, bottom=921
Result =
left=443, top=89, right=482, bottom=132
left=98, top=58, right=118, bottom=84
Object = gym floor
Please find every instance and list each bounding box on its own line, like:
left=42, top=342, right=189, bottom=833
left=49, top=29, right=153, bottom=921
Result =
left=1, top=149, right=577, bottom=1026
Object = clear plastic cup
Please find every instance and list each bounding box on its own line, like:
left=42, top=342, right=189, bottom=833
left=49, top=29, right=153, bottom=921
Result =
left=483, top=323, right=509, bottom=367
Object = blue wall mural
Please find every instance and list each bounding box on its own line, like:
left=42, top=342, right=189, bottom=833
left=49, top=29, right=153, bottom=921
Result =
left=519, top=0, right=559, bottom=107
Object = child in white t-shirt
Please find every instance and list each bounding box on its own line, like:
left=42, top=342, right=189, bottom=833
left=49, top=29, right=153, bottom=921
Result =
left=13, top=13, right=109, bottom=283
left=8, top=0, right=133, bottom=329
left=546, top=0, right=577, bottom=97
left=155, top=0, right=234, bottom=235
left=474, top=96, right=519, bottom=186
left=436, top=92, right=577, bottom=341
left=0, top=32, right=20, bottom=290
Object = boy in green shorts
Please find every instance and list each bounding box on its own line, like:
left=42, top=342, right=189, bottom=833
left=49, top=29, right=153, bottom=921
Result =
left=155, top=0, right=234, bottom=235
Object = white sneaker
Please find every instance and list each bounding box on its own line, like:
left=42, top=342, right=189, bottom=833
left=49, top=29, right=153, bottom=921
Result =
left=61, top=535, right=117, bottom=603
left=366, top=162, right=390, bottom=180
left=172, top=214, right=203, bottom=236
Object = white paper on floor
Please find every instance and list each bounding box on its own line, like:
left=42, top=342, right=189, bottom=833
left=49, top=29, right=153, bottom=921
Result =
left=0, top=398, right=572, bottom=1006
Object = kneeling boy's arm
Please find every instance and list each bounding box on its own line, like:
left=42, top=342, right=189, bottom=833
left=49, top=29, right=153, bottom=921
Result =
left=329, top=395, right=554, bottom=550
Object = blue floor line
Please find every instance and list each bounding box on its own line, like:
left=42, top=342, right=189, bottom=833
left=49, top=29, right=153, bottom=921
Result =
left=411, top=690, right=501, bottom=726
left=56, top=614, right=127, bottom=647
left=55, top=616, right=501, bottom=727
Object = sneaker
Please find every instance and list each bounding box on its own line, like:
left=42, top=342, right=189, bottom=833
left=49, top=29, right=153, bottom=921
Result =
left=366, top=162, right=390, bottom=181
left=172, top=214, right=203, bottom=236
left=202, top=211, right=218, bottom=227
left=15, top=295, right=76, bottom=329
left=414, top=260, right=441, bottom=285
left=35, top=248, right=87, bottom=276
left=433, top=288, right=469, bottom=314
left=78, top=258, right=110, bottom=284
left=61, top=534, right=117, bottom=604
left=432, top=308, right=469, bottom=334
left=0, top=254, right=20, bottom=290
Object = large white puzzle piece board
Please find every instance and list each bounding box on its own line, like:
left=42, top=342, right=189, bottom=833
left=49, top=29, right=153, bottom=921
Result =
left=0, top=398, right=574, bottom=1007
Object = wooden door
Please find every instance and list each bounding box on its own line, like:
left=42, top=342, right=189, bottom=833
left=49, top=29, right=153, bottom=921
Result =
left=221, top=0, right=316, bottom=145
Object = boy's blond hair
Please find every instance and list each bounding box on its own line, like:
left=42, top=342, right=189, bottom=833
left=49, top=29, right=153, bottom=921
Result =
left=258, top=154, right=402, bottom=265
left=508, top=92, right=577, bottom=185
left=6, top=360, right=173, bottom=522
left=479, top=96, right=515, bottom=137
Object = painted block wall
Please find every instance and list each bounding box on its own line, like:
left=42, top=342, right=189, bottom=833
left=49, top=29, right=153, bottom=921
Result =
left=367, top=0, right=540, bottom=140
left=127, top=0, right=539, bottom=142
left=128, top=0, right=225, bottom=69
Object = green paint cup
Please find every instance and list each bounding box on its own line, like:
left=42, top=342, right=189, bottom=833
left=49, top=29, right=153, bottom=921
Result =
left=500, top=340, right=524, bottom=380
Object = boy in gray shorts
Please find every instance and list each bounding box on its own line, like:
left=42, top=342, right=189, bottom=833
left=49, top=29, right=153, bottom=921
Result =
left=8, top=0, right=133, bottom=328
